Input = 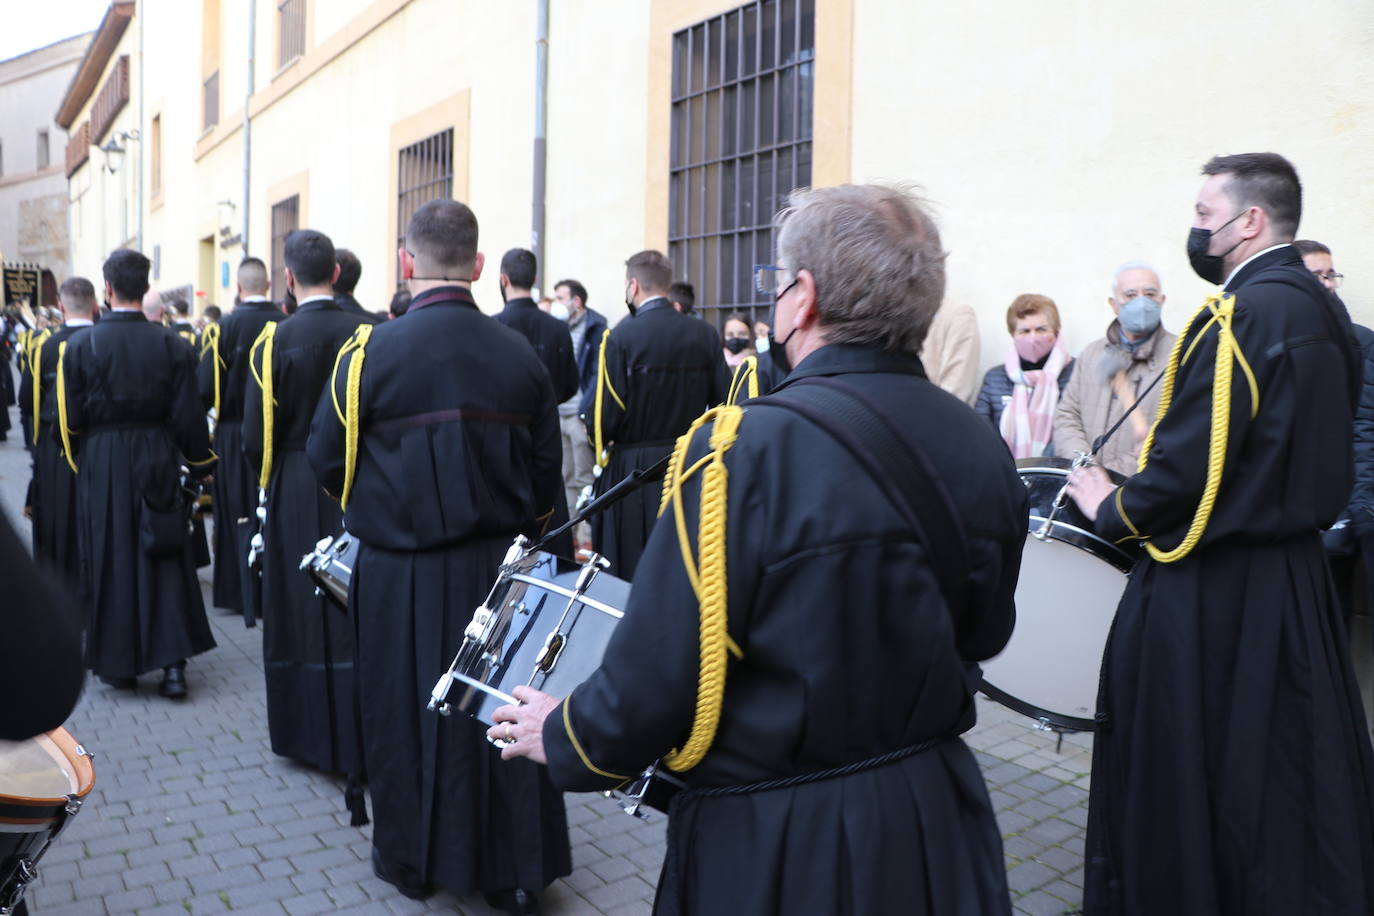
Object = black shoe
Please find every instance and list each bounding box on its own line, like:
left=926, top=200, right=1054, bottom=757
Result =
left=371, top=848, right=434, bottom=901
left=484, top=889, right=541, bottom=915
left=158, top=666, right=187, bottom=699
left=100, top=675, right=136, bottom=689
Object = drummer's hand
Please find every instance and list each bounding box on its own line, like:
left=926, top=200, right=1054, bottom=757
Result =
left=488, top=685, right=561, bottom=765
left=1066, top=466, right=1115, bottom=522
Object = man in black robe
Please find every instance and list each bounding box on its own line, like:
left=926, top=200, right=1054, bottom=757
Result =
left=19, top=276, right=96, bottom=595
left=62, top=249, right=216, bottom=699
left=1068, top=152, right=1374, bottom=915
left=169, top=296, right=198, bottom=345
left=333, top=248, right=380, bottom=325
left=199, top=257, right=282, bottom=621
left=243, top=229, right=367, bottom=781
left=307, top=200, right=570, bottom=913
left=495, top=185, right=1025, bottom=916
left=494, top=247, right=578, bottom=405
left=588, top=249, right=728, bottom=579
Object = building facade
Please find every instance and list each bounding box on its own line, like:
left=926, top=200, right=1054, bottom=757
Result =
left=59, top=0, right=1374, bottom=364
left=0, top=31, right=91, bottom=305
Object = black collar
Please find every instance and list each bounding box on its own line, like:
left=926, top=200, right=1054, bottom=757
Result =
left=774, top=344, right=927, bottom=390
left=297, top=299, right=340, bottom=314
left=635, top=296, right=672, bottom=316
left=502, top=296, right=538, bottom=311
left=409, top=285, right=479, bottom=313
left=1225, top=244, right=1299, bottom=292
left=101, top=311, right=147, bottom=323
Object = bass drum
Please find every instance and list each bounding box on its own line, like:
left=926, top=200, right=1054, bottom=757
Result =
left=300, top=531, right=359, bottom=611
left=979, top=457, right=1139, bottom=731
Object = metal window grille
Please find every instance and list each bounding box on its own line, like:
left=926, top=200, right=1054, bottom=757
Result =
left=270, top=195, right=300, bottom=300
left=278, top=0, right=305, bottom=67
left=203, top=70, right=219, bottom=131
left=395, top=128, right=454, bottom=286
left=668, top=0, right=814, bottom=329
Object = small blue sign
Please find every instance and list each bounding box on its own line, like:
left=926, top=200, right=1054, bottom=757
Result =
left=221, top=262, right=230, bottom=288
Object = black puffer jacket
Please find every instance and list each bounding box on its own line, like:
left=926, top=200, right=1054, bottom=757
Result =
left=974, top=359, right=1075, bottom=456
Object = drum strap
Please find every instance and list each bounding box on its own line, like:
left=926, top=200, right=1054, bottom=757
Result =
left=760, top=377, right=973, bottom=622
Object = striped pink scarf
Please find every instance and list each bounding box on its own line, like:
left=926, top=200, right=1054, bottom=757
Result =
left=998, top=339, right=1070, bottom=458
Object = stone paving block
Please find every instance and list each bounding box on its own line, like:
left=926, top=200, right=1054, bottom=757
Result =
left=223, top=876, right=300, bottom=908
left=186, top=891, right=232, bottom=914
left=273, top=811, right=342, bottom=839
left=235, top=823, right=282, bottom=846
left=594, top=830, right=648, bottom=858
left=289, top=869, right=332, bottom=894
left=605, top=902, right=654, bottom=916
left=141, top=904, right=200, bottom=916
left=287, top=844, right=359, bottom=873
left=123, top=860, right=175, bottom=888
left=29, top=880, right=75, bottom=906
left=1033, top=845, right=1081, bottom=873
left=151, top=877, right=194, bottom=903
left=105, top=883, right=160, bottom=910
left=171, top=852, right=221, bottom=880
left=326, top=882, right=371, bottom=907
left=282, top=889, right=335, bottom=914
left=188, top=863, right=263, bottom=895
left=78, top=852, right=130, bottom=879
left=1015, top=888, right=1077, bottom=916
left=258, top=833, right=324, bottom=859
left=1026, top=817, right=1080, bottom=846
left=1013, top=798, right=1059, bottom=822
left=590, top=854, right=643, bottom=884
left=583, top=875, right=657, bottom=910
left=1007, top=859, right=1058, bottom=895
left=996, top=810, right=1035, bottom=835
left=1043, top=878, right=1083, bottom=903
left=563, top=866, right=608, bottom=894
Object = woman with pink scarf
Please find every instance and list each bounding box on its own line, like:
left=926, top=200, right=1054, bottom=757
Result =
left=974, top=294, right=1074, bottom=458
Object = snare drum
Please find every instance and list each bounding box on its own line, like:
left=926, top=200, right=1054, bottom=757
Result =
left=300, top=531, right=359, bottom=611
left=430, top=543, right=629, bottom=727
left=978, top=458, right=1140, bottom=731
left=0, top=728, right=95, bottom=913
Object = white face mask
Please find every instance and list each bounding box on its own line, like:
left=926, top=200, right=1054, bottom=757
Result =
left=550, top=301, right=571, bottom=321
left=754, top=335, right=770, bottom=353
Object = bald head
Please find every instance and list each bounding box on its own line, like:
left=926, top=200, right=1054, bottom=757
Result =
left=237, top=257, right=269, bottom=296
left=142, top=289, right=165, bottom=323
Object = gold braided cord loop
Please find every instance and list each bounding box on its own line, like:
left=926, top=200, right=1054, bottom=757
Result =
left=726, top=355, right=760, bottom=406
left=200, top=323, right=224, bottom=426
left=29, top=328, right=51, bottom=445
left=249, top=323, right=279, bottom=489
left=338, top=325, right=373, bottom=511
left=1137, top=292, right=1258, bottom=564
left=55, top=341, right=78, bottom=474
left=659, top=405, right=744, bottom=773
left=593, top=331, right=624, bottom=469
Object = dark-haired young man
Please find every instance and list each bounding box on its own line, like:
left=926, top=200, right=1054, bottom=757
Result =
left=243, top=229, right=369, bottom=781
left=20, top=276, right=97, bottom=593
left=199, top=256, right=283, bottom=621
left=494, top=247, right=578, bottom=403
left=61, top=249, right=217, bottom=699
left=169, top=296, right=197, bottom=345
left=334, top=248, right=380, bottom=324
left=307, top=201, right=570, bottom=912
left=1069, top=153, right=1374, bottom=914
left=668, top=279, right=695, bottom=315
left=588, top=250, right=728, bottom=578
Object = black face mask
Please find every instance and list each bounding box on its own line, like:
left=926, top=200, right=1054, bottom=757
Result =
left=1186, top=210, right=1246, bottom=285
left=723, top=336, right=751, bottom=354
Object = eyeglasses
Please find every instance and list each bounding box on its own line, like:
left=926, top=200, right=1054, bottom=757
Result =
left=756, top=264, right=805, bottom=295
left=1311, top=270, right=1345, bottom=288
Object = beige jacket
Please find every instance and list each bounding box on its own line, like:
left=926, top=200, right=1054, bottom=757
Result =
left=1053, top=320, right=1177, bottom=478
left=920, top=302, right=980, bottom=404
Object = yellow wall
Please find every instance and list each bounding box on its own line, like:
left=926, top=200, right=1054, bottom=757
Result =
left=850, top=0, right=1374, bottom=366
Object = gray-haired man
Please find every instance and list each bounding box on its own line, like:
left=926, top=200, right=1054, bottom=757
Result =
left=1053, top=261, right=1176, bottom=477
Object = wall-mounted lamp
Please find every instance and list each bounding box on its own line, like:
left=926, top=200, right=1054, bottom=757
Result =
left=99, top=129, right=141, bottom=174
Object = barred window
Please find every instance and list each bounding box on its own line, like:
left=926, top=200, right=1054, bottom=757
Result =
left=270, top=195, right=300, bottom=301
left=668, top=0, right=815, bottom=327
left=395, top=129, right=454, bottom=286
left=278, top=0, right=305, bottom=68
left=203, top=70, right=219, bottom=131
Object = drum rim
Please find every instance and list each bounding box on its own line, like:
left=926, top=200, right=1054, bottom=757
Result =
left=0, top=727, right=95, bottom=825
left=1027, top=516, right=1136, bottom=573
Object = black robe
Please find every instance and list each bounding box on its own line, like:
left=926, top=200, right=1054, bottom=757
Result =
left=495, top=296, right=579, bottom=403
left=545, top=344, right=1027, bottom=915
left=334, top=293, right=381, bottom=324
left=306, top=285, right=570, bottom=896
left=243, top=298, right=368, bottom=774
left=1088, top=245, right=1374, bottom=915
left=199, top=300, right=282, bottom=613
left=62, top=311, right=217, bottom=678
left=587, top=297, right=728, bottom=579
left=19, top=323, right=90, bottom=596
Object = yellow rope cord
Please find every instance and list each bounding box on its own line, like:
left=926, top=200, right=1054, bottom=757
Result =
left=55, top=341, right=77, bottom=474
left=1136, top=292, right=1258, bottom=563
left=29, top=328, right=51, bottom=444
left=336, top=325, right=373, bottom=510
left=249, top=323, right=279, bottom=489
left=726, top=355, right=760, bottom=405
left=657, top=404, right=744, bottom=773
left=592, top=331, right=624, bottom=469
left=200, top=323, right=224, bottom=425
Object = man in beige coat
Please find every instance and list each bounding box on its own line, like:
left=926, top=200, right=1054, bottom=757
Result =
left=1054, top=261, right=1176, bottom=478
left=920, top=301, right=981, bottom=404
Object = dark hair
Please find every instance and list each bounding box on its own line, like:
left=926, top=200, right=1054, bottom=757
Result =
left=281, top=291, right=298, bottom=315
left=722, top=311, right=751, bottom=341
left=389, top=289, right=412, bottom=318
left=555, top=278, right=587, bottom=309
left=1293, top=239, right=1331, bottom=257
left=58, top=276, right=97, bottom=311
left=669, top=281, right=695, bottom=312
left=406, top=199, right=479, bottom=274
left=335, top=248, right=362, bottom=293
left=1201, top=152, right=1302, bottom=239
left=500, top=248, right=537, bottom=290
left=204, top=305, right=222, bottom=321
left=102, top=248, right=151, bottom=302
left=284, top=229, right=337, bottom=287
left=1005, top=293, right=1061, bottom=334
left=625, top=250, right=673, bottom=295
left=169, top=297, right=190, bottom=315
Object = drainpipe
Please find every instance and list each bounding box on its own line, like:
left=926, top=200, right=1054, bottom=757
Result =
left=532, top=0, right=548, bottom=286
left=242, top=0, right=256, bottom=255
left=136, top=0, right=144, bottom=249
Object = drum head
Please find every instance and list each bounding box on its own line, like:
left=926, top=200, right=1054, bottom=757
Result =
left=0, top=727, right=92, bottom=810
left=980, top=531, right=1127, bottom=731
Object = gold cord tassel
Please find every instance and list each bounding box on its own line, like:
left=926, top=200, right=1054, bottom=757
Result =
left=29, top=328, right=51, bottom=445
left=593, top=331, right=624, bottom=469
left=331, top=325, right=373, bottom=511
left=249, top=323, right=279, bottom=489
left=726, top=355, right=760, bottom=406
left=56, top=341, right=78, bottom=474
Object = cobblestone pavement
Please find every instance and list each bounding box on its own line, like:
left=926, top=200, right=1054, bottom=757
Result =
left=1, top=398, right=1092, bottom=915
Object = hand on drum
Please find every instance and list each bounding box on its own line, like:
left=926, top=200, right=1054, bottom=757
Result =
left=1066, top=465, right=1115, bottom=521
left=488, top=686, right=561, bottom=765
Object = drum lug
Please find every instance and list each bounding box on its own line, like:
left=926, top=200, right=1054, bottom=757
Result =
left=0, top=857, right=38, bottom=913
left=75, top=743, right=93, bottom=761
left=533, top=630, right=566, bottom=673
left=65, top=795, right=83, bottom=816
left=465, top=606, right=493, bottom=641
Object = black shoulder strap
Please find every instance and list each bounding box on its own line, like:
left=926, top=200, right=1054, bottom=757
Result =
left=758, top=376, right=973, bottom=622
